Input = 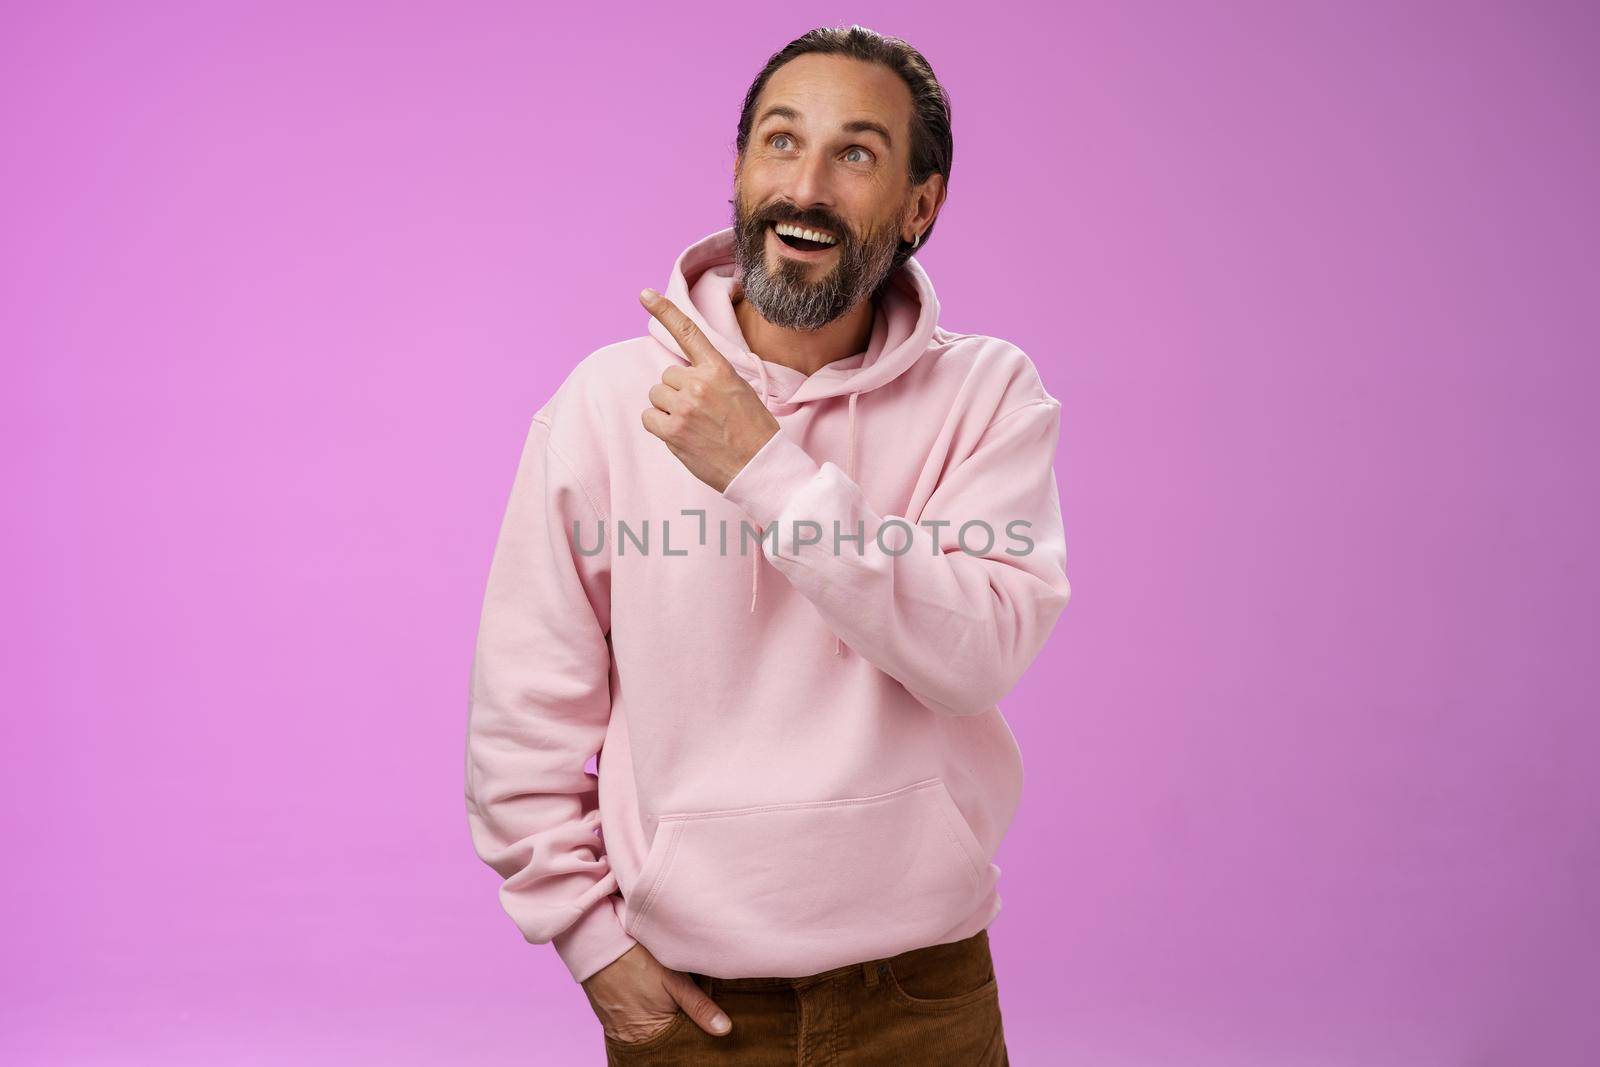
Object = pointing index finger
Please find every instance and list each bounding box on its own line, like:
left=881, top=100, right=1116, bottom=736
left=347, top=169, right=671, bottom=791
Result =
left=641, top=288, right=730, bottom=370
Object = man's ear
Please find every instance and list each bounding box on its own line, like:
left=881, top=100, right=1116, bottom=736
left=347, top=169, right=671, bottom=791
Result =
left=907, top=173, right=947, bottom=242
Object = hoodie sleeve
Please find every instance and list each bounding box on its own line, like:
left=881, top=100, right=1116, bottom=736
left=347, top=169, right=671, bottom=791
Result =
left=721, top=397, right=1071, bottom=718
left=464, top=413, right=638, bottom=984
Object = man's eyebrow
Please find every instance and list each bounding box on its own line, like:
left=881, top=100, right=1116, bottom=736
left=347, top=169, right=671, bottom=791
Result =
left=754, top=104, right=801, bottom=127
left=754, top=105, right=895, bottom=148
left=841, top=119, right=893, bottom=148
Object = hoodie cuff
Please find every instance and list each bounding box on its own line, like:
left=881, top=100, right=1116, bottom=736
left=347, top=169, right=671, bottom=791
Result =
left=551, top=894, right=638, bottom=984
left=721, top=429, right=823, bottom=530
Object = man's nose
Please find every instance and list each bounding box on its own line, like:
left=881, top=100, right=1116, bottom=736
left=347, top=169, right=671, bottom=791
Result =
left=784, top=149, right=836, bottom=215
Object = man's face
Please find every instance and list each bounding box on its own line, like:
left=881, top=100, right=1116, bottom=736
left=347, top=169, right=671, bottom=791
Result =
left=732, top=54, right=921, bottom=332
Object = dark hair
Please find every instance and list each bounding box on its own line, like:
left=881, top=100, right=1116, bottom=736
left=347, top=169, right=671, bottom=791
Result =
left=735, top=25, right=952, bottom=263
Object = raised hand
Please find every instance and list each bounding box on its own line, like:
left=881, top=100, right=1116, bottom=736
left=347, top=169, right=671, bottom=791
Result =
left=639, top=287, right=779, bottom=493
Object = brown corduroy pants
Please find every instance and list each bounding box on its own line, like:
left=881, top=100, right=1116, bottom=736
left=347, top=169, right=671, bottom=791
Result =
left=602, top=928, right=1009, bottom=1065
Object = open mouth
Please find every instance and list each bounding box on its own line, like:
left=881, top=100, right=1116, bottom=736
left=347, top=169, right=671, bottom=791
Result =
left=771, top=221, right=840, bottom=254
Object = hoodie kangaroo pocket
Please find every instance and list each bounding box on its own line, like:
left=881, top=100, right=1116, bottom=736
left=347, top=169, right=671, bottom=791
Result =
left=621, top=777, right=992, bottom=978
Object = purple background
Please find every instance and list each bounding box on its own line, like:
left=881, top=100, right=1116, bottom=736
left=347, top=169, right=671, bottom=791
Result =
left=5, top=2, right=1596, bottom=1064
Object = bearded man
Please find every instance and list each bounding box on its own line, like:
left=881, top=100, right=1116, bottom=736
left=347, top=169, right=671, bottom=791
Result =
left=466, top=24, right=1070, bottom=1065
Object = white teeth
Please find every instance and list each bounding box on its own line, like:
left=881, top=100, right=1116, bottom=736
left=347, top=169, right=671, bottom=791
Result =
left=774, top=221, right=838, bottom=246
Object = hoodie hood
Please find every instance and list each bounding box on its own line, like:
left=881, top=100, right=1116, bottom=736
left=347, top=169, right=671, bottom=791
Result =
left=647, top=227, right=944, bottom=638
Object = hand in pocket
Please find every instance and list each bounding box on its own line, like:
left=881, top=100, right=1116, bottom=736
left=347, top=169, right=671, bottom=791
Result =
left=581, top=943, right=733, bottom=1043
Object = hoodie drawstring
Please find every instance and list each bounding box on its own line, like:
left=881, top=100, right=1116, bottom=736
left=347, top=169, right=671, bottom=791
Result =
left=834, top=389, right=861, bottom=656
left=744, top=356, right=862, bottom=660
left=749, top=356, right=772, bottom=613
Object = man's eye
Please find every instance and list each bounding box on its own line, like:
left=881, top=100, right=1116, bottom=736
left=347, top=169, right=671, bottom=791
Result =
left=843, top=146, right=873, bottom=164
left=770, top=134, right=794, bottom=150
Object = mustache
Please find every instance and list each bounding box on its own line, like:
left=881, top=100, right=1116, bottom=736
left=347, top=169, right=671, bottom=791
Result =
left=751, top=204, right=852, bottom=243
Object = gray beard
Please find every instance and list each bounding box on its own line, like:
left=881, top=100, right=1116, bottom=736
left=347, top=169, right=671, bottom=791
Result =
left=732, top=215, right=903, bottom=332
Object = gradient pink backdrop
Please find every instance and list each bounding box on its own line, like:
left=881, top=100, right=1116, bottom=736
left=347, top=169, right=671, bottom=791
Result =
left=4, top=2, right=1596, bottom=1064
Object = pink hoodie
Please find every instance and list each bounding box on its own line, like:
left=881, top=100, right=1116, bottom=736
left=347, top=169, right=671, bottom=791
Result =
left=465, top=227, right=1071, bottom=984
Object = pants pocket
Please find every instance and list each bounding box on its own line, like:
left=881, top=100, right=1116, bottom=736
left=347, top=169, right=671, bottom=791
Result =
left=602, top=1009, right=688, bottom=1055
left=622, top=777, right=991, bottom=977
left=883, top=930, right=1000, bottom=1012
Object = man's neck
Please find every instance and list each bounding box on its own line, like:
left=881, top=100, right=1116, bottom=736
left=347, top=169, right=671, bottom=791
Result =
left=733, top=286, right=877, bottom=377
